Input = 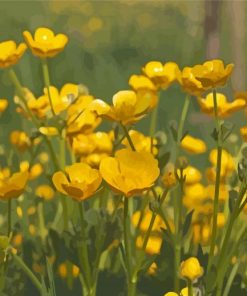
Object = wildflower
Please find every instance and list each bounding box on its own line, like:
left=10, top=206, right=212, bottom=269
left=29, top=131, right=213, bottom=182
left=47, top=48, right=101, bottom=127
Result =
left=217, top=213, right=226, bottom=228
left=52, top=163, right=102, bottom=201
left=39, top=126, right=59, bottom=136
left=90, top=90, right=153, bottom=125
left=178, top=66, right=207, bottom=96
left=164, top=293, right=179, bottom=296
left=178, top=165, right=202, bottom=185
left=23, top=27, right=68, bottom=58
left=192, top=59, right=234, bottom=88
left=183, top=183, right=207, bottom=210
left=35, top=185, right=54, bottom=200
left=192, top=223, right=211, bottom=245
left=181, top=135, right=207, bottom=154
left=206, top=184, right=229, bottom=202
left=162, top=163, right=177, bottom=188
left=58, top=263, right=67, bottom=278
left=136, top=235, right=162, bottom=255
left=9, top=130, right=31, bottom=152
left=198, top=92, right=246, bottom=117
left=147, top=262, right=157, bottom=275
left=66, top=95, right=101, bottom=135
left=240, top=126, right=247, bottom=141
left=0, top=99, right=8, bottom=113
left=132, top=209, right=165, bottom=233
left=121, top=130, right=158, bottom=155
left=142, top=61, right=180, bottom=89
left=180, top=257, right=203, bottom=281
left=20, top=161, right=43, bottom=180
left=72, top=132, right=113, bottom=167
left=100, top=149, right=160, bottom=197
left=0, top=170, right=29, bottom=200
left=0, top=40, right=26, bottom=68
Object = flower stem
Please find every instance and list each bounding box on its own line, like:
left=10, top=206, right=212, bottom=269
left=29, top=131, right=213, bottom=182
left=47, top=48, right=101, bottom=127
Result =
left=7, top=199, right=12, bottom=237
left=120, top=123, right=136, bottom=151
left=41, top=58, right=56, bottom=116
left=78, top=202, right=93, bottom=296
left=12, top=254, right=42, bottom=294
left=188, top=280, right=193, bottom=296
left=208, top=88, right=222, bottom=272
left=149, top=99, right=159, bottom=153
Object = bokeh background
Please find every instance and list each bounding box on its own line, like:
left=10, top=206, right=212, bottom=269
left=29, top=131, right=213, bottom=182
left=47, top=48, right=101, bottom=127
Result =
left=0, top=1, right=247, bottom=295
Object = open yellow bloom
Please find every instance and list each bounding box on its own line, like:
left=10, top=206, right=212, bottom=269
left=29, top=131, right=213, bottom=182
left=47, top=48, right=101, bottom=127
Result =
left=178, top=66, right=206, bottom=96
left=240, top=126, right=247, bottom=141
left=0, top=99, right=8, bottom=113
left=39, top=126, right=59, bottom=136
left=178, top=165, right=202, bottom=185
left=0, top=170, right=29, bottom=200
left=181, top=135, right=207, bottom=154
left=23, top=27, right=68, bottom=58
left=142, top=61, right=180, bottom=89
left=20, top=161, right=43, bottom=180
left=132, top=209, right=165, bottom=233
left=136, top=235, right=162, bottom=255
left=180, top=257, right=203, bottom=281
left=91, top=90, right=153, bottom=125
left=35, top=185, right=54, bottom=200
left=198, top=92, right=246, bottom=117
left=192, top=59, right=234, bottom=88
left=164, top=293, right=179, bottom=296
left=52, top=163, right=102, bottom=201
left=193, top=223, right=211, bottom=246
left=100, top=149, right=160, bottom=197
left=122, top=130, right=158, bottom=155
left=10, top=130, right=31, bottom=152
left=0, top=40, right=26, bottom=68
left=72, top=132, right=113, bottom=167
left=67, top=94, right=101, bottom=135
left=183, top=183, right=207, bottom=210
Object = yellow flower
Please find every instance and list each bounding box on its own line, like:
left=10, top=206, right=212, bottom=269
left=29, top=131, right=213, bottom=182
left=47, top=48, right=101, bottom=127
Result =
left=217, top=213, right=226, bottom=228
left=180, top=257, right=203, bottom=281
left=132, top=209, right=165, bottom=233
left=9, top=130, right=31, bottom=152
left=90, top=90, right=153, bottom=125
left=183, top=183, right=207, bottom=210
left=129, top=75, right=157, bottom=91
left=72, top=132, right=113, bottom=167
left=181, top=135, right=207, bottom=154
left=178, top=165, right=202, bottom=185
left=100, top=149, right=160, bottom=197
left=198, top=92, right=246, bottom=117
left=52, top=163, right=102, bottom=201
left=0, top=40, right=26, bottom=68
left=136, top=235, right=162, bottom=255
left=193, top=223, right=211, bottom=245
left=66, top=95, right=101, bottom=135
left=0, top=99, right=8, bottom=113
left=58, top=263, right=67, bottom=278
left=0, top=170, right=29, bottom=200
left=23, top=27, right=68, bottom=58
left=20, top=161, right=43, bottom=180
left=35, top=185, right=55, bottom=200
left=164, top=293, right=179, bottom=296
left=162, top=163, right=177, bottom=188
left=178, top=66, right=206, bottom=96
left=206, top=184, right=229, bottom=202
left=39, top=126, right=59, bottom=136
left=192, top=59, right=234, bottom=88
left=142, top=61, right=180, bottom=89
left=122, top=130, right=158, bottom=155
left=240, top=126, right=247, bottom=141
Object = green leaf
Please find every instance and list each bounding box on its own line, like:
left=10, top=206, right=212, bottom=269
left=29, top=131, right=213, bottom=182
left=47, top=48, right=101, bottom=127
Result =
left=158, top=152, right=170, bottom=170
left=182, top=210, right=194, bottom=237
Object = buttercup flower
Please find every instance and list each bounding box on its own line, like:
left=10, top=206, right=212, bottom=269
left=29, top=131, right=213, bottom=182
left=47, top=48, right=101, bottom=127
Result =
left=192, top=59, right=234, bottom=88
left=0, top=99, right=8, bottom=113
left=0, top=170, right=29, bottom=200
left=198, top=92, right=246, bottom=117
left=36, top=185, right=54, bottom=200
left=20, top=161, right=43, bottom=180
left=23, top=27, right=68, bottom=58
left=164, top=293, right=179, bottom=296
left=180, top=257, right=203, bottom=281
left=178, top=66, right=207, bottom=96
left=122, top=130, right=158, bottom=155
left=183, top=183, right=207, bottom=210
left=39, top=126, right=59, bottom=136
left=52, top=163, right=102, bottom=201
left=132, top=209, right=165, bottom=233
left=100, top=149, right=160, bottom=197
left=178, top=165, right=202, bottom=185
left=91, top=90, right=153, bottom=125
left=136, top=235, right=162, bottom=255
left=240, top=126, right=247, bottom=141
left=0, top=40, right=26, bottom=68
left=142, top=61, right=180, bottom=89
left=10, top=130, right=31, bottom=152
left=181, top=135, right=207, bottom=154
left=162, top=163, right=177, bottom=188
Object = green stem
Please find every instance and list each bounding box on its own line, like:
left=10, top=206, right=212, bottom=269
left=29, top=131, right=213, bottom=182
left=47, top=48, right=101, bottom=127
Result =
left=222, top=260, right=239, bottom=296
left=78, top=202, right=92, bottom=295
left=172, top=94, right=190, bottom=292
left=120, top=123, right=136, bottom=151
left=188, top=280, right=193, bottom=296
left=149, top=99, right=159, bottom=153
left=41, top=58, right=56, bottom=116
left=7, top=200, right=12, bottom=236
left=12, top=254, right=42, bottom=294
left=208, top=88, right=222, bottom=272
